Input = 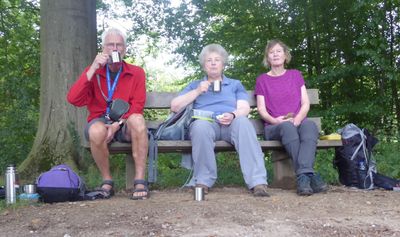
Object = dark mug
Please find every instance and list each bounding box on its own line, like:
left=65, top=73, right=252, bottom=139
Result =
left=211, top=81, right=221, bottom=92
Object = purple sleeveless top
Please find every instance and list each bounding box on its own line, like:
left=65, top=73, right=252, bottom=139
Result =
left=254, top=69, right=305, bottom=126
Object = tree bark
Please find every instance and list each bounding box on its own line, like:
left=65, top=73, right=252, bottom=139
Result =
left=19, top=0, right=96, bottom=180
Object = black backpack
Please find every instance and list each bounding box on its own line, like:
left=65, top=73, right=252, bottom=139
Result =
left=0, top=187, right=4, bottom=199
left=334, top=123, right=399, bottom=190
left=147, top=103, right=194, bottom=183
left=334, top=124, right=377, bottom=189
left=154, top=103, right=193, bottom=140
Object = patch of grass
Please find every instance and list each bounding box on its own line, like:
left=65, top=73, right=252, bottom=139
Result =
left=78, top=141, right=400, bottom=192
left=0, top=198, right=42, bottom=213
left=214, top=152, right=245, bottom=187
left=148, top=153, right=192, bottom=189
left=79, top=154, right=126, bottom=191
left=79, top=152, right=279, bottom=190
left=154, top=152, right=273, bottom=189
left=2, top=141, right=397, bottom=213
left=372, top=141, right=400, bottom=179
left=314, top=149, right=340, bottom=185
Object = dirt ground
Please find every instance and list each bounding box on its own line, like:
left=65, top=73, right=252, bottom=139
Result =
left=1, top=185, right=400, bottom=237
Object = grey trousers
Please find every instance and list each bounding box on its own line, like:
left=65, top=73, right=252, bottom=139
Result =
left=189, top=116, right=267, bottom=189
left=264, top=120, right=319, bottom=175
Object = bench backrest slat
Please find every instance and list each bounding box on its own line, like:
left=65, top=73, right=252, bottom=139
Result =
left=84, top=89, right=327, bottom=156
left=145, top=89, right=319, bottom=108
left=145, top=92, right=179, bottom=108
left=144, top=89, right=321, bottom=132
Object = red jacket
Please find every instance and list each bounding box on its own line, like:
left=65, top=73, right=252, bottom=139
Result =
left=67, top=61, right=146, bottom=122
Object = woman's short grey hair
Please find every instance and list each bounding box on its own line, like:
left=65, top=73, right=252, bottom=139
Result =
left=199, top=44, right=229, bottom=68
left=101, top=27, right=127, bottom=47
left=262, top=39, right=292, bottom=68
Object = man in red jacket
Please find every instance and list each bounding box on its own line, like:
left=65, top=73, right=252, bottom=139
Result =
left=67, top=28, right=149, bottom=200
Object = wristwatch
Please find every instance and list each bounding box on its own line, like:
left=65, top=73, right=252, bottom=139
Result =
left=118, top=120, right=124, bottom=128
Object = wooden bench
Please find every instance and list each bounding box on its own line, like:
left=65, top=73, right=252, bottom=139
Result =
left=85, top=89, right=342, bottom=189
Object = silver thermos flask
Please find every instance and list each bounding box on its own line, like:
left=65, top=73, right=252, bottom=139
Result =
left=5, top=164, right=19, bottom=204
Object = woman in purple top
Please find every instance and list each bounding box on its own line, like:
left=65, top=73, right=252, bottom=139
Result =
left=254, top=39, right=328, bottom=196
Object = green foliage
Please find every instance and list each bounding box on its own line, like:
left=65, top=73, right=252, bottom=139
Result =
left=153, top=0, right=400, bottom=139
left=213, top=152, right=245, bottom=187
left=150, top=152, right=265, bottom=189
left=314, top=150, right=340, bottom=185
left=152, top=153, right=192, bottom=188
left=373, top=141, right=400, bottom=179
left=80, top=152, right=271, bottom=190
left=0, top=0, right=40, bottom=173
left=80, top=154, right=127, bottom=191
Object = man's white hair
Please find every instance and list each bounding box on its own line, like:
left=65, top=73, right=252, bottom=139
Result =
left=101, top=27, right=127, bottom=47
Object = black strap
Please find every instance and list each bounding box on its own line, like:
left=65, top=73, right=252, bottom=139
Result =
left=147, top=130, right=158, bottom=183
left=147, top=103, right=193, bottom=183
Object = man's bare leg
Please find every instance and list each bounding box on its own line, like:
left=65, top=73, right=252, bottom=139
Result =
left=126, top=114, right=149, bottom=198
left=89, top=121, right=113, bottom=191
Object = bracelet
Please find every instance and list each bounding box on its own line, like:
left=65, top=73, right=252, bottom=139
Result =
left=229, top=112, right=236, bottom=119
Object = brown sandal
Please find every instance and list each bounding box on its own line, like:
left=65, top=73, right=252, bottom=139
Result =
left=130, top=179, right=150, bottom=200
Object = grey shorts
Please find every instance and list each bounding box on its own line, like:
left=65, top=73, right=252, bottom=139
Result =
left=84, top=117, right=130, bottom=143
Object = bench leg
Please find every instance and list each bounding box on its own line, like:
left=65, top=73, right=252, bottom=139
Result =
left=270, top=150, right=296, bottom=189
left=125, top=154, right=135, bottom=190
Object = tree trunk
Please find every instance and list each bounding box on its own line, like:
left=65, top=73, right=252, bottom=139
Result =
left=19, top=0, right=96, bottom=180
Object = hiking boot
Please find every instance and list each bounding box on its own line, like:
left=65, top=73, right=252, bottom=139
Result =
left=296, top=174, right=313, bottom=196
left=310, top=173, right=328, bottom=193
left=252, top=184, right=270, bottom=197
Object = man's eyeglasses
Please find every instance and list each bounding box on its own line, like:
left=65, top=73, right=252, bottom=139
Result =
left=105, top=43, right=124, bottom=49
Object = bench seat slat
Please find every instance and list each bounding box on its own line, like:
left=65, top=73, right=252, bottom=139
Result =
left=106, top=140, right=342, bottom=154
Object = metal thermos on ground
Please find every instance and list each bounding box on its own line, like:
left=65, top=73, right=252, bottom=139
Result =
left=5, top=164, right=19, bottom=205
left=194, top=187, right=205, bottom=201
